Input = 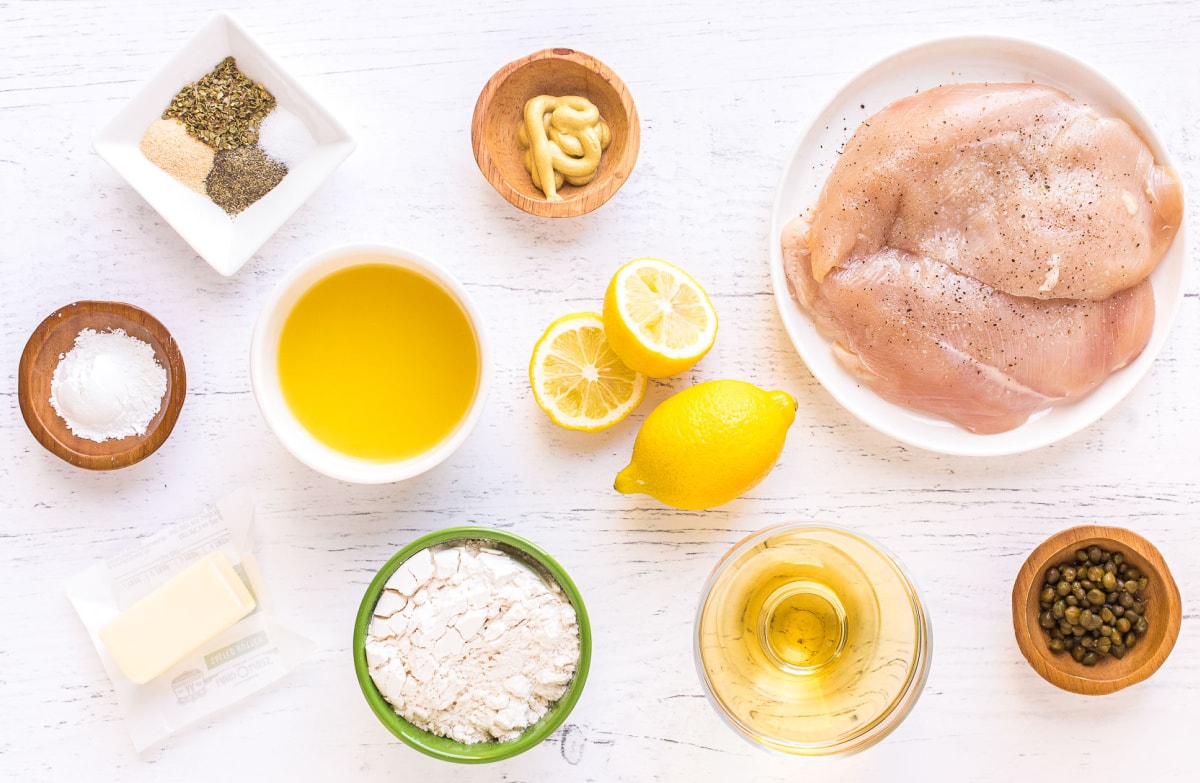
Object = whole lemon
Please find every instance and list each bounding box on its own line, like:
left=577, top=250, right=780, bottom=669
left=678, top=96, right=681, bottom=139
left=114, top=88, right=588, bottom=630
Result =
left=614, top=380, right=797, bottom=510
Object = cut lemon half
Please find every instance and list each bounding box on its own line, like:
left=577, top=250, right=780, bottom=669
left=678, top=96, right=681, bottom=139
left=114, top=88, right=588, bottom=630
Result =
left=529, top=312, right=647, bottom=432
left=603, top=257, right=718, bottom=378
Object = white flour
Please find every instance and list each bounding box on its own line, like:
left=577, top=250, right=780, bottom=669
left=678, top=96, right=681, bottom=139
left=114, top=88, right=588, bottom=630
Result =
left=50, top=328, right=167, bottom=442
left=365, top=541, right=581, bottom=744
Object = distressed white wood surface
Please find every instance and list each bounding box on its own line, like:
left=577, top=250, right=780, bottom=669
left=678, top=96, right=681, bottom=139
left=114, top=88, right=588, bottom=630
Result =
left=1, top=0, right=1197, bottom=779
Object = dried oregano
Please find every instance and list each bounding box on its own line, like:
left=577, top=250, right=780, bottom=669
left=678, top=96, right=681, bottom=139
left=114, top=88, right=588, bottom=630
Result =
left=164, top=56, right=276, bottom=150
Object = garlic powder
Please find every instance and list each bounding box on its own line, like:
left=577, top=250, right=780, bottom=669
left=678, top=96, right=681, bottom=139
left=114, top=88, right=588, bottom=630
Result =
left=365, top=541, right=581, bottom=744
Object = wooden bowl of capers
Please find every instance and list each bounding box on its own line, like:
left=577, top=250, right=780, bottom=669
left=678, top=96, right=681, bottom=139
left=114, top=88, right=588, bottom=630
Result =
left=1012, top=525, right=1181, bottom=695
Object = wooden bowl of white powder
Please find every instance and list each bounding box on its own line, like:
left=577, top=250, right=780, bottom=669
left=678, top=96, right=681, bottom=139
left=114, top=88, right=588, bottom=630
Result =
left=18, top=300, right=186, bottom=470
left=353, top=526, right=591, bottom=763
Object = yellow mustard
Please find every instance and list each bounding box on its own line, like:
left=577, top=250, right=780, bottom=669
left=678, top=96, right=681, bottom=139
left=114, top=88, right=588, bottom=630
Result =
left=517, top=95, right=612, bottom=201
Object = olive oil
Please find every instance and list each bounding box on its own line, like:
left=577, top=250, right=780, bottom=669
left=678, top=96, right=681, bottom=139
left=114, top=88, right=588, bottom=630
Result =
left=278, top=262, right=480, bottom=461
left=696, top=525, right=930, bottom=755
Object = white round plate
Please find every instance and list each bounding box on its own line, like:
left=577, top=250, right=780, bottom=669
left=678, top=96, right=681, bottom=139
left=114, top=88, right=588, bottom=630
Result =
left=769, top=36, right=1186, bottom=457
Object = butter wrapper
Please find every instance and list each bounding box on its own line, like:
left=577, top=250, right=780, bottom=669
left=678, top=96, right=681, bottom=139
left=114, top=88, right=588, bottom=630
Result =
left=65, top=490, right=313, bottom=751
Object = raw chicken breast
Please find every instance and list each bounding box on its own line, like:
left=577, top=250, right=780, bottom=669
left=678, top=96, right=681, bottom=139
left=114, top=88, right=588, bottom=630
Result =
left=806, top=84, right=1182, bottom=301
left=783, top=83, right=1179, bottom=434
left=783, top=219, right=1154, bottom=434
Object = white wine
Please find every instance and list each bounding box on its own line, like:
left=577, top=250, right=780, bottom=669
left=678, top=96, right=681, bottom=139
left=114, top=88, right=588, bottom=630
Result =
left=695, top=524, right=930, bottom=755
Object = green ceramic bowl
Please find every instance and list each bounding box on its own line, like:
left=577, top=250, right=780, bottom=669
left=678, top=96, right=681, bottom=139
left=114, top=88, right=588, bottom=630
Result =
left=353, top=526, right=592, bottom=763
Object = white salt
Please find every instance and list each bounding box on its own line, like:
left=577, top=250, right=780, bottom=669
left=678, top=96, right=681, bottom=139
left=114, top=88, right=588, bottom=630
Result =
left=258, top=106, right=316, bottom=168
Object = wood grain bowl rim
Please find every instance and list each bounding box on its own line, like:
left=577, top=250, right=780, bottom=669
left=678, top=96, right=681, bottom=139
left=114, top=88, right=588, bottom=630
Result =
left=17, top=300, right=187, bottom=470
left=1011, top=524, right=1181, bottom=695
left=470, top=47, right=640, bottom=218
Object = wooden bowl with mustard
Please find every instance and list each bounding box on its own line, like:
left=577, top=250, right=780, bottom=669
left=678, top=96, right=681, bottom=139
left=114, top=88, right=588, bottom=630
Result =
left=471, top=48, right=640, bottom=218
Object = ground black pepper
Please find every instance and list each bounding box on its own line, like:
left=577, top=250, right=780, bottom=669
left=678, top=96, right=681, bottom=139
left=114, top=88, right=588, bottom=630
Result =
left=205, top=147, right=288, bottom=216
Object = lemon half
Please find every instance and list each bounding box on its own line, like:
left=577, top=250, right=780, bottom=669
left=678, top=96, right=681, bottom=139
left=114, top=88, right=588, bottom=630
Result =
left=603, top=258, right=718, bottom=378
left=529, top=312, right=647, bottom=432
left=614, top=380, right=796, bottom=509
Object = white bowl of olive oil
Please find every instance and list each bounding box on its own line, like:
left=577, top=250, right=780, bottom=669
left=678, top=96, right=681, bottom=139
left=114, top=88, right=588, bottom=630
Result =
left=250, top=243, right=491, bottom=483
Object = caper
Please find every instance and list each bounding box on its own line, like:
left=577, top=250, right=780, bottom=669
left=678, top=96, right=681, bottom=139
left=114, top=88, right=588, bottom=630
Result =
left=1037, top=545, right=1152, bottom=666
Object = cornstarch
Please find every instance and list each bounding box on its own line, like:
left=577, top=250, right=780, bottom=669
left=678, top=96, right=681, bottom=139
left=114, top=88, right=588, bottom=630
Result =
left=50, top=328, right=168, bottom=442
left=365, top=541, right=580, bottom=744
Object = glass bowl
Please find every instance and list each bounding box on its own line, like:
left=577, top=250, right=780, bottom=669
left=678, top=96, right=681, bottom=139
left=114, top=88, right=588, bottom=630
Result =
left=353, top=526, right=591, bottom=763
left=694, top=522, right=931, bottom=756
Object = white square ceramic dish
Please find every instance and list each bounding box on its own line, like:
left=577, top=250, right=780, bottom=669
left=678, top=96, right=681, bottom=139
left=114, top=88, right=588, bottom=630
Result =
left=94, top=12, right=355, bottom=276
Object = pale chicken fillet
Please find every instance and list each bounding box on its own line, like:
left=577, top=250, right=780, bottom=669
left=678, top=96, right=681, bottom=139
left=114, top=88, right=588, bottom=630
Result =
left=782, top=219, right=1155, bottom=434
left=784, top=83, right=1178, bottom=434
left=806, top=83, right=1183, bottom=301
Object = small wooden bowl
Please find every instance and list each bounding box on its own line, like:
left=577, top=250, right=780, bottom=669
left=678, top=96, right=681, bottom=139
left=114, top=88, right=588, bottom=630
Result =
left=471, top=47, right=640, bottom=218
left=1012, top=525, right=1181, bottom=695
left=18, top=301, right=186, bottom=470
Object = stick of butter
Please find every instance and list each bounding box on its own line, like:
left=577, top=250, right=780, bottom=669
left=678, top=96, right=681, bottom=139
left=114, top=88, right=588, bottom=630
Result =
left=99, top=551, right=257, bottom=684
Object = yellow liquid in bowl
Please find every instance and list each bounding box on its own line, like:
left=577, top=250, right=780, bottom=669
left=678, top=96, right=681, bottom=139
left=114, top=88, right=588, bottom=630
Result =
left=278, top=262, right=480, bottom=461
left=696, top=524, right=930, bottom=755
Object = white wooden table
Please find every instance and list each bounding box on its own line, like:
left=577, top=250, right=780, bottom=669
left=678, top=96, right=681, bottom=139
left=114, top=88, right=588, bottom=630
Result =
left=2, top=1, right=1196, bottom=779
